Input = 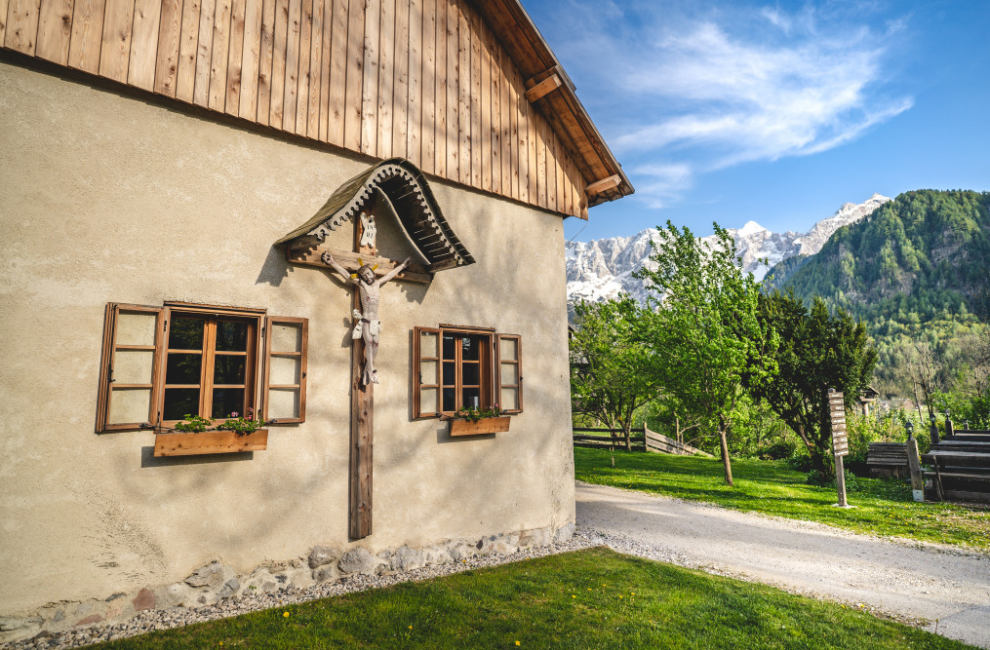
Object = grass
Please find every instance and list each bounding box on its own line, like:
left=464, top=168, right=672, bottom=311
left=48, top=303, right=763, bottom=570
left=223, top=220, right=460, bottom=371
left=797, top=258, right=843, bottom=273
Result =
left=575, top=447, right=990, bottom=552
left=82, top=548, right=975, bottom=650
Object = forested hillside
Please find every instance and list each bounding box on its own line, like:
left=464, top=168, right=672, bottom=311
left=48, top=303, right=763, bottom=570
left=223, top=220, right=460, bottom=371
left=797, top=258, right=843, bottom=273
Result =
left=767, top=190, right=990, bottom=403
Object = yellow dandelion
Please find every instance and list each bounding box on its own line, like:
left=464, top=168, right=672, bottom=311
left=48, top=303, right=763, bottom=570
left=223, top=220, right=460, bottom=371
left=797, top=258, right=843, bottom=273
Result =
left=619, top=595, right=623, bottom=599
left=572, top=595, right=576, bottom=599
left=408, top=625, right=413, bottom=630
left=515, top=642, right=521, bottom=647
left=283, top=612, right=290, bottom=618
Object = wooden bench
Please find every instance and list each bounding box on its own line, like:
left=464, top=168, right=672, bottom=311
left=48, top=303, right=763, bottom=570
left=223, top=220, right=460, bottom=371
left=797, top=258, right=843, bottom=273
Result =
left=921, top=447, right=990, bottom=503
left=866, top=442, right=909, bottom=477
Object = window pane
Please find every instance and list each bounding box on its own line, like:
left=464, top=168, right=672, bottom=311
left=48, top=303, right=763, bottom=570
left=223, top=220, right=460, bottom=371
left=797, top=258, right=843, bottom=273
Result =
left=163, top=388, right=200, bottom=421
left=500, top=362, right=517, bottom=386
left=169, top=317, right=204, bottom=350
left=463, top=387, right=481, bottom=409
left=212, top=388, right=245, bottom=418
left=166, top=353, right=202, bottom=384
left=500, top=337, right=518, bottom=361
left=442, top=387, right=455, bottom=412
left=443, top=361, right=456, bottom=385
left=214, top=355, right=246, bottom=385
left=500, top=387, right=518, bottom=411
left=271, top=323, right=302, bottom=352
left=420, top=359, right=437, bottom=384
left=116, top=311, right=157, bottom=346
left=461, top=335, right=482, bottom=361
left=114, top=349, right=155, bottom=384
left=108, top=387, right=151, bottom=424
left=421, top=388, right=438, bottom=414
left=216, top=320, right=249, bottom=352
left=462, top=362, right=480, bottom=385
left=442, top=334, right=455, bottom=359
left=271, top=356, right=301, bottom=385
left=420, top=331, right=438, bottom=357
left=269, top=388, right=300, bottom=419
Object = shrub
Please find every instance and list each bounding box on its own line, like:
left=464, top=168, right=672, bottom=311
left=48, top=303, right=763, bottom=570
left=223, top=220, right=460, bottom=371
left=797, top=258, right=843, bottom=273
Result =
left=760, top=439, right=797, bottom=460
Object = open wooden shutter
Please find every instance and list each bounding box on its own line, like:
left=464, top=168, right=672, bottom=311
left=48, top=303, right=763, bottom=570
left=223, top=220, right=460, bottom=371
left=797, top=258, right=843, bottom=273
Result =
left=414, top=327, right=442, bottom=418
left=96, top=303, right=164, bottom=432
left=263, top=317, right=308, bottom=423
left=496, top=334, right=523, bottom=414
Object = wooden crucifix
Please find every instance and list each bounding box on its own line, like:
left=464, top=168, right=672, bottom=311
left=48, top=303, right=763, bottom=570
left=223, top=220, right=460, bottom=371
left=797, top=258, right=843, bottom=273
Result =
left=319, top=212, right=410, bottom=539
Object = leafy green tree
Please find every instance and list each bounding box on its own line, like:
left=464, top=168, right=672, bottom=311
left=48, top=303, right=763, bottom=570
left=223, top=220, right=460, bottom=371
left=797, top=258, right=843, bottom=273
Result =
left=635, top=222, right=778, bottom=485
left=570, top=298, right=662, bottom=451
left=750, top=292, right=878, bottom=476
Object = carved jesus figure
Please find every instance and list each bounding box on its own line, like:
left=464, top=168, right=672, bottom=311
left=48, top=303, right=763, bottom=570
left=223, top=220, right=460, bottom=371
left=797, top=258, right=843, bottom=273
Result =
left=322, top=251, right=412, bottom=385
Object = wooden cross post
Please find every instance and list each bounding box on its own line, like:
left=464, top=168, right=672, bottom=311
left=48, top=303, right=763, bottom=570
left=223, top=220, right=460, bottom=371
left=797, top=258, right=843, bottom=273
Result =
left=349, top=213, right=376, bottom=540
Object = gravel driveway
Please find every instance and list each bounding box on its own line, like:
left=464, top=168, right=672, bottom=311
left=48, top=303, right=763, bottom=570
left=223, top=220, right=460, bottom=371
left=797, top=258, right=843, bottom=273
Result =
left=576, top=481, right=990, bottom=649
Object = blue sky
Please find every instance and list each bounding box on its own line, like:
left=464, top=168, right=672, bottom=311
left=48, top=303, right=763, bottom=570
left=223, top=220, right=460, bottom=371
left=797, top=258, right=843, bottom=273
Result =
left=521, top=0, right=990, bottom=242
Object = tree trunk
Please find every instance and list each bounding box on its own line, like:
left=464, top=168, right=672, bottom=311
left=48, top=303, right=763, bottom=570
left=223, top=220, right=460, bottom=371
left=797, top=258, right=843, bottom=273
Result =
left=912, top=382, right=924, bottom=422
left=623, top=421, right=632, bottom=452
left=718, top=417, right=733, bottom=486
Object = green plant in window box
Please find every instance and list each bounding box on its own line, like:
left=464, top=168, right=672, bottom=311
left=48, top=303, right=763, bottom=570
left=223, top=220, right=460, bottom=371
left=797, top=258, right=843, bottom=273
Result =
left=173, top=414, right=215, bottom=433
left=453, top=404, right=503, bottom=423
left=216, top=409, right=264, bottom=435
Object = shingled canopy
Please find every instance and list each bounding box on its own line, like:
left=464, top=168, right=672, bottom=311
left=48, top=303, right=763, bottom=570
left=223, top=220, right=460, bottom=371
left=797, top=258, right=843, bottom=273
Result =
left=277, top=158, right=475, bottom=274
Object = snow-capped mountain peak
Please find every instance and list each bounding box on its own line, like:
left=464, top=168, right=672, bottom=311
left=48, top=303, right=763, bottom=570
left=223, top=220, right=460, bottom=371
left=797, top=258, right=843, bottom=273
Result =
left=566, top=194, right=891, bottom=305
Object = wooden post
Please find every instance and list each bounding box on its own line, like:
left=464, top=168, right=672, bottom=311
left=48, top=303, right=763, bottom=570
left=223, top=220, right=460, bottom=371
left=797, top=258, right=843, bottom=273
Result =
left=906, top=436, right=925, bottom=502
left=349, top=209, right=377, bottom=540
left=945, top=417, right=954, bottom=440
left=834, top=453, right=848, bottom=508
left=828, top=388, right=851, bottom=508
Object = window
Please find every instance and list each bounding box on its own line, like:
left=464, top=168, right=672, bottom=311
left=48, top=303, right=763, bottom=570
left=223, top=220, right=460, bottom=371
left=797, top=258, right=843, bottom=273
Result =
left=413, top=326, right=522, bottom=418
left=96, top=303, right=307, bottom=431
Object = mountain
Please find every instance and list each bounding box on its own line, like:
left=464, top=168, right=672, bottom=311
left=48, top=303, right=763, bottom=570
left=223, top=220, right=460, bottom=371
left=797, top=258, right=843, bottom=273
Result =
left=566, top=193, right=891, bottom=305
left=768, top=190, right=990, bottom=322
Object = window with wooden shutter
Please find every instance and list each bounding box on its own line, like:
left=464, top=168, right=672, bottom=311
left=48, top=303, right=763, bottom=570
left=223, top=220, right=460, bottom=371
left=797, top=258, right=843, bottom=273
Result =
left=414, top=327, right=442, bottom=418
left=96, top=303, right=165, bottom=432
left=497, top=334, right=523, bottom=414
left=263, top=316, right=308, bottom=423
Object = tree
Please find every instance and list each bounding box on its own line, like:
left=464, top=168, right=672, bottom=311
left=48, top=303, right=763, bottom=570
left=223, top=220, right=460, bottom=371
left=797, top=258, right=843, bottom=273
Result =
left=570, top=297, right=662, bottom=451
left=750, top=291, right=878, bottom=476
left=634, top=222, right=778, bottom=486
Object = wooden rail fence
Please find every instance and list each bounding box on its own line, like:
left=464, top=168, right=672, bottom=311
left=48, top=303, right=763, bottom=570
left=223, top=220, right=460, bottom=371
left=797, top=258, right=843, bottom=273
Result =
left=572, top=426, right=712, bottom=457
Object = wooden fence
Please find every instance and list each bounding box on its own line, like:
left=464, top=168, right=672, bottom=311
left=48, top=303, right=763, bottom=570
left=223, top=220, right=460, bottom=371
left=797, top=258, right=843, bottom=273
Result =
left=572, top=426, right=712, bottom=457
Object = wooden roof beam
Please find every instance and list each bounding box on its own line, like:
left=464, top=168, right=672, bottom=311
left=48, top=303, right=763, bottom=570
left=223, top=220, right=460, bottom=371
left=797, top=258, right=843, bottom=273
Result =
left=524, top=74, right=562, bottom=102
left=586, top=174, right=621, bottom=195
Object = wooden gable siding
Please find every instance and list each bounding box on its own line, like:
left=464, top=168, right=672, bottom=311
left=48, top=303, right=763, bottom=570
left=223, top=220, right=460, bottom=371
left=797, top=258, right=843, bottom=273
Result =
left=2, top=0, right=588, bottom=218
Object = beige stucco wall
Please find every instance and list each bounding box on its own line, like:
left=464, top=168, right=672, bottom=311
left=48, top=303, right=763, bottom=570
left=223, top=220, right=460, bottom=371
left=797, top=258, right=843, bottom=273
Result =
left=0, top=59, right=576, bottom=615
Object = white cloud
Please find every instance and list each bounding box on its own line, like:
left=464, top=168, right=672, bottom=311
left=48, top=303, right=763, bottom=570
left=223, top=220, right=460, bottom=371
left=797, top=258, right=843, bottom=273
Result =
left=555, top=3, right=913, bottom=208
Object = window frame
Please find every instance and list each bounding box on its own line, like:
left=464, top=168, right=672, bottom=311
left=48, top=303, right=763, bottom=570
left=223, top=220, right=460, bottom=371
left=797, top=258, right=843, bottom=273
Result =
left=96, top=302, right=309, bottom=432
left=412, top=326, right=523, bottom=419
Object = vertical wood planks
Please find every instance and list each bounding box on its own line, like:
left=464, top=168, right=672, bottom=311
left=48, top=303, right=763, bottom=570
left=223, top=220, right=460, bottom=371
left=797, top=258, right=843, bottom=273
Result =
left=432, top=0, right=444, bottom=176
left=67, top=0, right=105, bottom=72
left=498, top=45, right=510, bottom=197
left=390, top=0, right=407, bottom=158
left=174, top=0, right=200, bottom=101
left=238, top=0, right=262, bottom=118
left=36, top=0, right=75, bottom=63
left=266, top=0, right=287, bottom=126
left=536, top=114, right=547, bottom=208
left=359, top=0, right=378, bottom=154
left=405, top=0, right=420, bottom=166
left=5, top=0, right=42, bottom=54
left=223, top=0, right=245, bottom=114
left=341, top=0, right=362, bottom=150
left=207, top=0, right=231, bottom=110
left=316, top=0, right=331, bottom=139
left=468, top=5, right=480, bottom=189
left=128, top=0, right=162, bottom=91
left=281, top=0, right=300, bottom=131
left=516, top=66, right=528, bottom=203
left=291, top=0, right=311, bottom=132
left=375, top=0, right=393, bottom=157
left=153, top=0, right=182, bottom=96
left=420, top=0, right=434, bottom=173
left=444, top=0, right=457, bottom=179
left=304, top=0, right=321, bottom=136
left=455, top=0, right=468, bottom=185
left=508, top=64, right=519, bottom=200
left=191, top=0, right=214, bottom=104
left=0, top=0, right=8, bottom=44
left=325, top=0, right=345, bottom=145
left=478, top=15, right=490, bottom=192
left=98, top=0, right=135, bottom=81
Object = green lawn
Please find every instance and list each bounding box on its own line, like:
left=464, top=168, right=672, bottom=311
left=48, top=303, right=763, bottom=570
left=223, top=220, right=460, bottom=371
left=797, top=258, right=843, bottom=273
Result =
left=83, top=548, right=974, bottom=650
left=575, top=447, right=990, bottom=552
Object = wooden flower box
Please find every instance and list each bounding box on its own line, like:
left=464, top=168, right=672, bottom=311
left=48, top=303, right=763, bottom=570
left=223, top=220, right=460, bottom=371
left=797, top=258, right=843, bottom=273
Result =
left=153, top=429, right=269, bottom=457
left=449, top=417, right=511, bottom=437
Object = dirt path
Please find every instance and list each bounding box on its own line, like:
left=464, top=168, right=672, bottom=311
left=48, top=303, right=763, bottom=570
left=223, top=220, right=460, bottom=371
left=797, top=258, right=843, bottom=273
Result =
left=576, top=481, right=990, bottom=649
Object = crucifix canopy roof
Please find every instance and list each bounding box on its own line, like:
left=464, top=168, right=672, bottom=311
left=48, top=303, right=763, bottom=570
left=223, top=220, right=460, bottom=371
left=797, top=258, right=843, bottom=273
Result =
left=277, top=158, right=475, bottom=270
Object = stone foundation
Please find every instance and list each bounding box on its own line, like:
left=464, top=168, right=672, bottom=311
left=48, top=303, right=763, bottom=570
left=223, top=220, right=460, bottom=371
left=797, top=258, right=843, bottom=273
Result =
left=0, top=524, right=575, bottom=644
